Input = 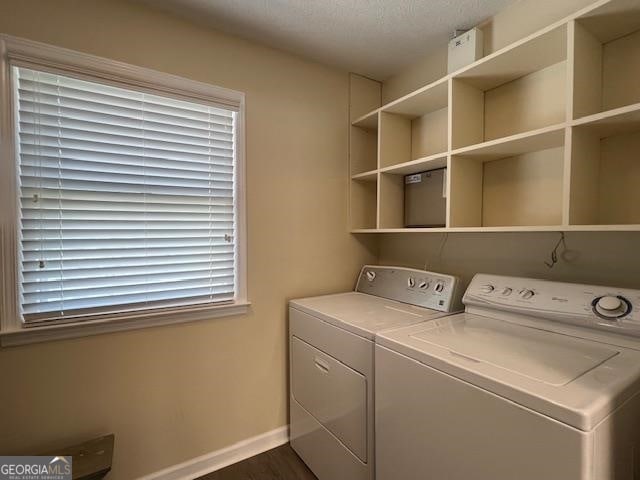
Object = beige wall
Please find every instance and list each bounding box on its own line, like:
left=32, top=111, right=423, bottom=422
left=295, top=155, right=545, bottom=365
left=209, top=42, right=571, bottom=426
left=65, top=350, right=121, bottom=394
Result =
left=379, top=231, right=640, bottom=293
left=0, top=0, right=376, bottom=478
left=382, top=0, right=597, bottom=102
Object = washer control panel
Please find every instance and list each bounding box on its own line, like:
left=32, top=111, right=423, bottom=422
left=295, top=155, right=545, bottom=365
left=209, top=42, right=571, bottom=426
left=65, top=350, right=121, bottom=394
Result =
left=356, top=265, right=461, bottom=312
left=464, top=273, right=640, bottom=336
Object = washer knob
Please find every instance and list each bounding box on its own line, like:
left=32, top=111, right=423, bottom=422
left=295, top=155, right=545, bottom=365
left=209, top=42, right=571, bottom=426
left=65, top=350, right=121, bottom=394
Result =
left=366, top=270, right=376, bottom=282
left=434, top=282, right=445, bottom=293
left=480, top=285, right=494, bottom=294
left=408, top=277, right=416, bottom=288
left=594, top=296, right=630, bottom=319
left=419, top=281, right=429, bottom=290
left=598, top=296, right=622, bottom=312
left=519, top=289, right=535, bottom=300
left=501, top=287, right=513, bottom=296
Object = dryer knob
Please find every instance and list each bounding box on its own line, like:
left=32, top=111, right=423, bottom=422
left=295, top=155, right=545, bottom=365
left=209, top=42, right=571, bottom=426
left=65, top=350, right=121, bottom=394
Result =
left=479, top=284, right=495, bottom=294
left=408, top=277, right=416, bottom=288
left=366, top=270, right=376, bottom=282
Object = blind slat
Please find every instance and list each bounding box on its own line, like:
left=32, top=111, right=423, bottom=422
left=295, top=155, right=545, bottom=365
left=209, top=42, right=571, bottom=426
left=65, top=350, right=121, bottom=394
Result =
left=18, top=78, right=234, bottom=119
left=21, top=154, right=234, bottom=177
left=20, top=144, right=233, bottom=167
left=23, top=260, right=234, bottom=275
left=19, top=109, right=234, bottom=141
left=19, top=115, right=234, bottom=144
left=22, top=245, right=234, bottom=262
left=18, top=87, right=234, bottom=124
left=23, top=269, right=235, bottom=293
left=15, top=66, right=237, bottom=324
left=23, top=287, right=235, bottom=317
left=20, top=166, right=233, bottom=188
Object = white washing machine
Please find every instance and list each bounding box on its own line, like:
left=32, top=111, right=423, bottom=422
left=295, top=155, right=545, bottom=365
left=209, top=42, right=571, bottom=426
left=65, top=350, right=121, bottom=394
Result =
left=376, top=273, right=640, bottom=480
left=289, top=265, right=462, bottom=480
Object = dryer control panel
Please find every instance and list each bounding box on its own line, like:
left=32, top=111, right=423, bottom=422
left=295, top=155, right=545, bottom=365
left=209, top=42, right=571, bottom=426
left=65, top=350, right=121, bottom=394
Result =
left=356, top=265, right=461, bottom=312
left=464, top=274, right=640, bottom=337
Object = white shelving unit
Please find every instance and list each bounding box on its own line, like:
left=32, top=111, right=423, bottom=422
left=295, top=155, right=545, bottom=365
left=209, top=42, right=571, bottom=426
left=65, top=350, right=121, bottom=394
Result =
left=348, top=0, right=640, bottom=233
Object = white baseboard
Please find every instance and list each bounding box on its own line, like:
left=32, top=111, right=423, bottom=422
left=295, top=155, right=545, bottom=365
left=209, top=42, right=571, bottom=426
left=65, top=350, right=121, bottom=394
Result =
left=139, top=426, right=289, bottom=480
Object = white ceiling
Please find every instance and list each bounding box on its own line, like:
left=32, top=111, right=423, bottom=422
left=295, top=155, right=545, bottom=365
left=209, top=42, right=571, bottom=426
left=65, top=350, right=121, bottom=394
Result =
left=139, top=0, right=519, bottom=80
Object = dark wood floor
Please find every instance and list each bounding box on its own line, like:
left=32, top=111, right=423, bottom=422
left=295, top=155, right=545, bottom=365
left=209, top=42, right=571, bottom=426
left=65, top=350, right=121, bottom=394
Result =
left=198, top=444, right=317, bottom=480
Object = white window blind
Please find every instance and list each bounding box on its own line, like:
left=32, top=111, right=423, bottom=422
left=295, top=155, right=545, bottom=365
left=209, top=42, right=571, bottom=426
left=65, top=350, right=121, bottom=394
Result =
left=13, top=66, right=238, bottom=325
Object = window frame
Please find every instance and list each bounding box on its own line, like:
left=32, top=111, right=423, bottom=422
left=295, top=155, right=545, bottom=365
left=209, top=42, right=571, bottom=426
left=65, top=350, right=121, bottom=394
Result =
left=0, top=35, right=249, bottom=346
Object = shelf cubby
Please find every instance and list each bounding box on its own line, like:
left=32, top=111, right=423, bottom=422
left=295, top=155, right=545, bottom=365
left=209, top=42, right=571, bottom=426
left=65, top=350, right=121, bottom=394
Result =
left=451, top=24, right=568, bottom=149
left=449, top=140, right=565, bottom=228
left=350, top=175, right=378, bottom=230
left=377, top=158, right=450, bottom=230
left=569, top=118, right=640, bottom=226
left=350, top=113, right=378, bottom=176
left=378, top=79, right=449, bottom=170
left=378, top=110, right=448, bottom=168
left=573, top=0, right=640, bottom=118
left=378, top=173, right=405, bottom=229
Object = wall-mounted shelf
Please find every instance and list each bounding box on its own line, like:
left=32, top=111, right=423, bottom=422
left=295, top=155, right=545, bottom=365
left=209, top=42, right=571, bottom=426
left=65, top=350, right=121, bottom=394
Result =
left=353, top=224, right=640, bottom=234
left=572, top=102, right=640, bottom=137
left=348, top=0, right=640, bottom=234
left=381, top=78, right=448, bottom=117
left=351, top=169, right=378, bottom=181
left=454, top=24, right=567, bottom=90
left=352, top=110, right=379, bottom=130
left=379, top=153, right=447, bottom=175
left=451, top=124, right=566, bottom=161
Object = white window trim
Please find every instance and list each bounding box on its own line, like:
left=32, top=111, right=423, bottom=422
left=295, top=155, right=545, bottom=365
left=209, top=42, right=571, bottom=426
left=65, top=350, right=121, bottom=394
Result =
left=0, top=35, right=249, bottom=346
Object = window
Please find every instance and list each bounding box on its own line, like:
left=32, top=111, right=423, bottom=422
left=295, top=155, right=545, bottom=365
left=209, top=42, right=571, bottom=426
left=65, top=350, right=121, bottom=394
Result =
left=0, top=36, right=247, bottom=345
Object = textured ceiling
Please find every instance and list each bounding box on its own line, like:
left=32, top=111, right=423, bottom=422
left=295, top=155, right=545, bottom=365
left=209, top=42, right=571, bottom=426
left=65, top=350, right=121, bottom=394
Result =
left=138, top=0, right=518, bottom=80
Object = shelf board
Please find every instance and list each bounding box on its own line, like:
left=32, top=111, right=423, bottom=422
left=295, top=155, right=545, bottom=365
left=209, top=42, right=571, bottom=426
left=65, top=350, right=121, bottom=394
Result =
left=382, top=78, right=449, bottom=118
left=351, top=224, right=640, bottom=234
left=451, top=124, right=566, bottom=161
left=352, top=109, right=379, bottom=130
left=351, top=170, right=378, bottom=182
left=351, top=226, right=563, bottom=233
left=566, top=224, right=640, bottom=231
left=379, top=153, right=448, bottom=175
left=448, top=225, right=566, bottom=233
left=351, top=228, right=449, bottom=234
left=576, top=0, right=640, bottom=43
left=454, top=23, right=567, bottom=90
left=573, top=102, right=640, bottom=138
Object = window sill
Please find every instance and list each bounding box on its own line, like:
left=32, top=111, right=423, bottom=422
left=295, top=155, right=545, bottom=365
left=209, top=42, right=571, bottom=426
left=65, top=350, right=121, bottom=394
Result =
left=0, top=301, right=251, bottom=347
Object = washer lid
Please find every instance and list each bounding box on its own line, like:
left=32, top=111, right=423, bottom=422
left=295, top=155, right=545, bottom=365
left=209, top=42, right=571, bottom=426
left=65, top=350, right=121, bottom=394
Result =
left=411, top=316, right=617, bottom=386
left=290, top=292, right=451, bottom=340
left=377, top=313, right=640, bottom=430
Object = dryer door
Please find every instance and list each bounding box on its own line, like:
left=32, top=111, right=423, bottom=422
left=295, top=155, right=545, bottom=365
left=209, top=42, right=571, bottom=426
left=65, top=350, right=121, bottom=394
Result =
left=291, top=336, right=367, bottom=462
